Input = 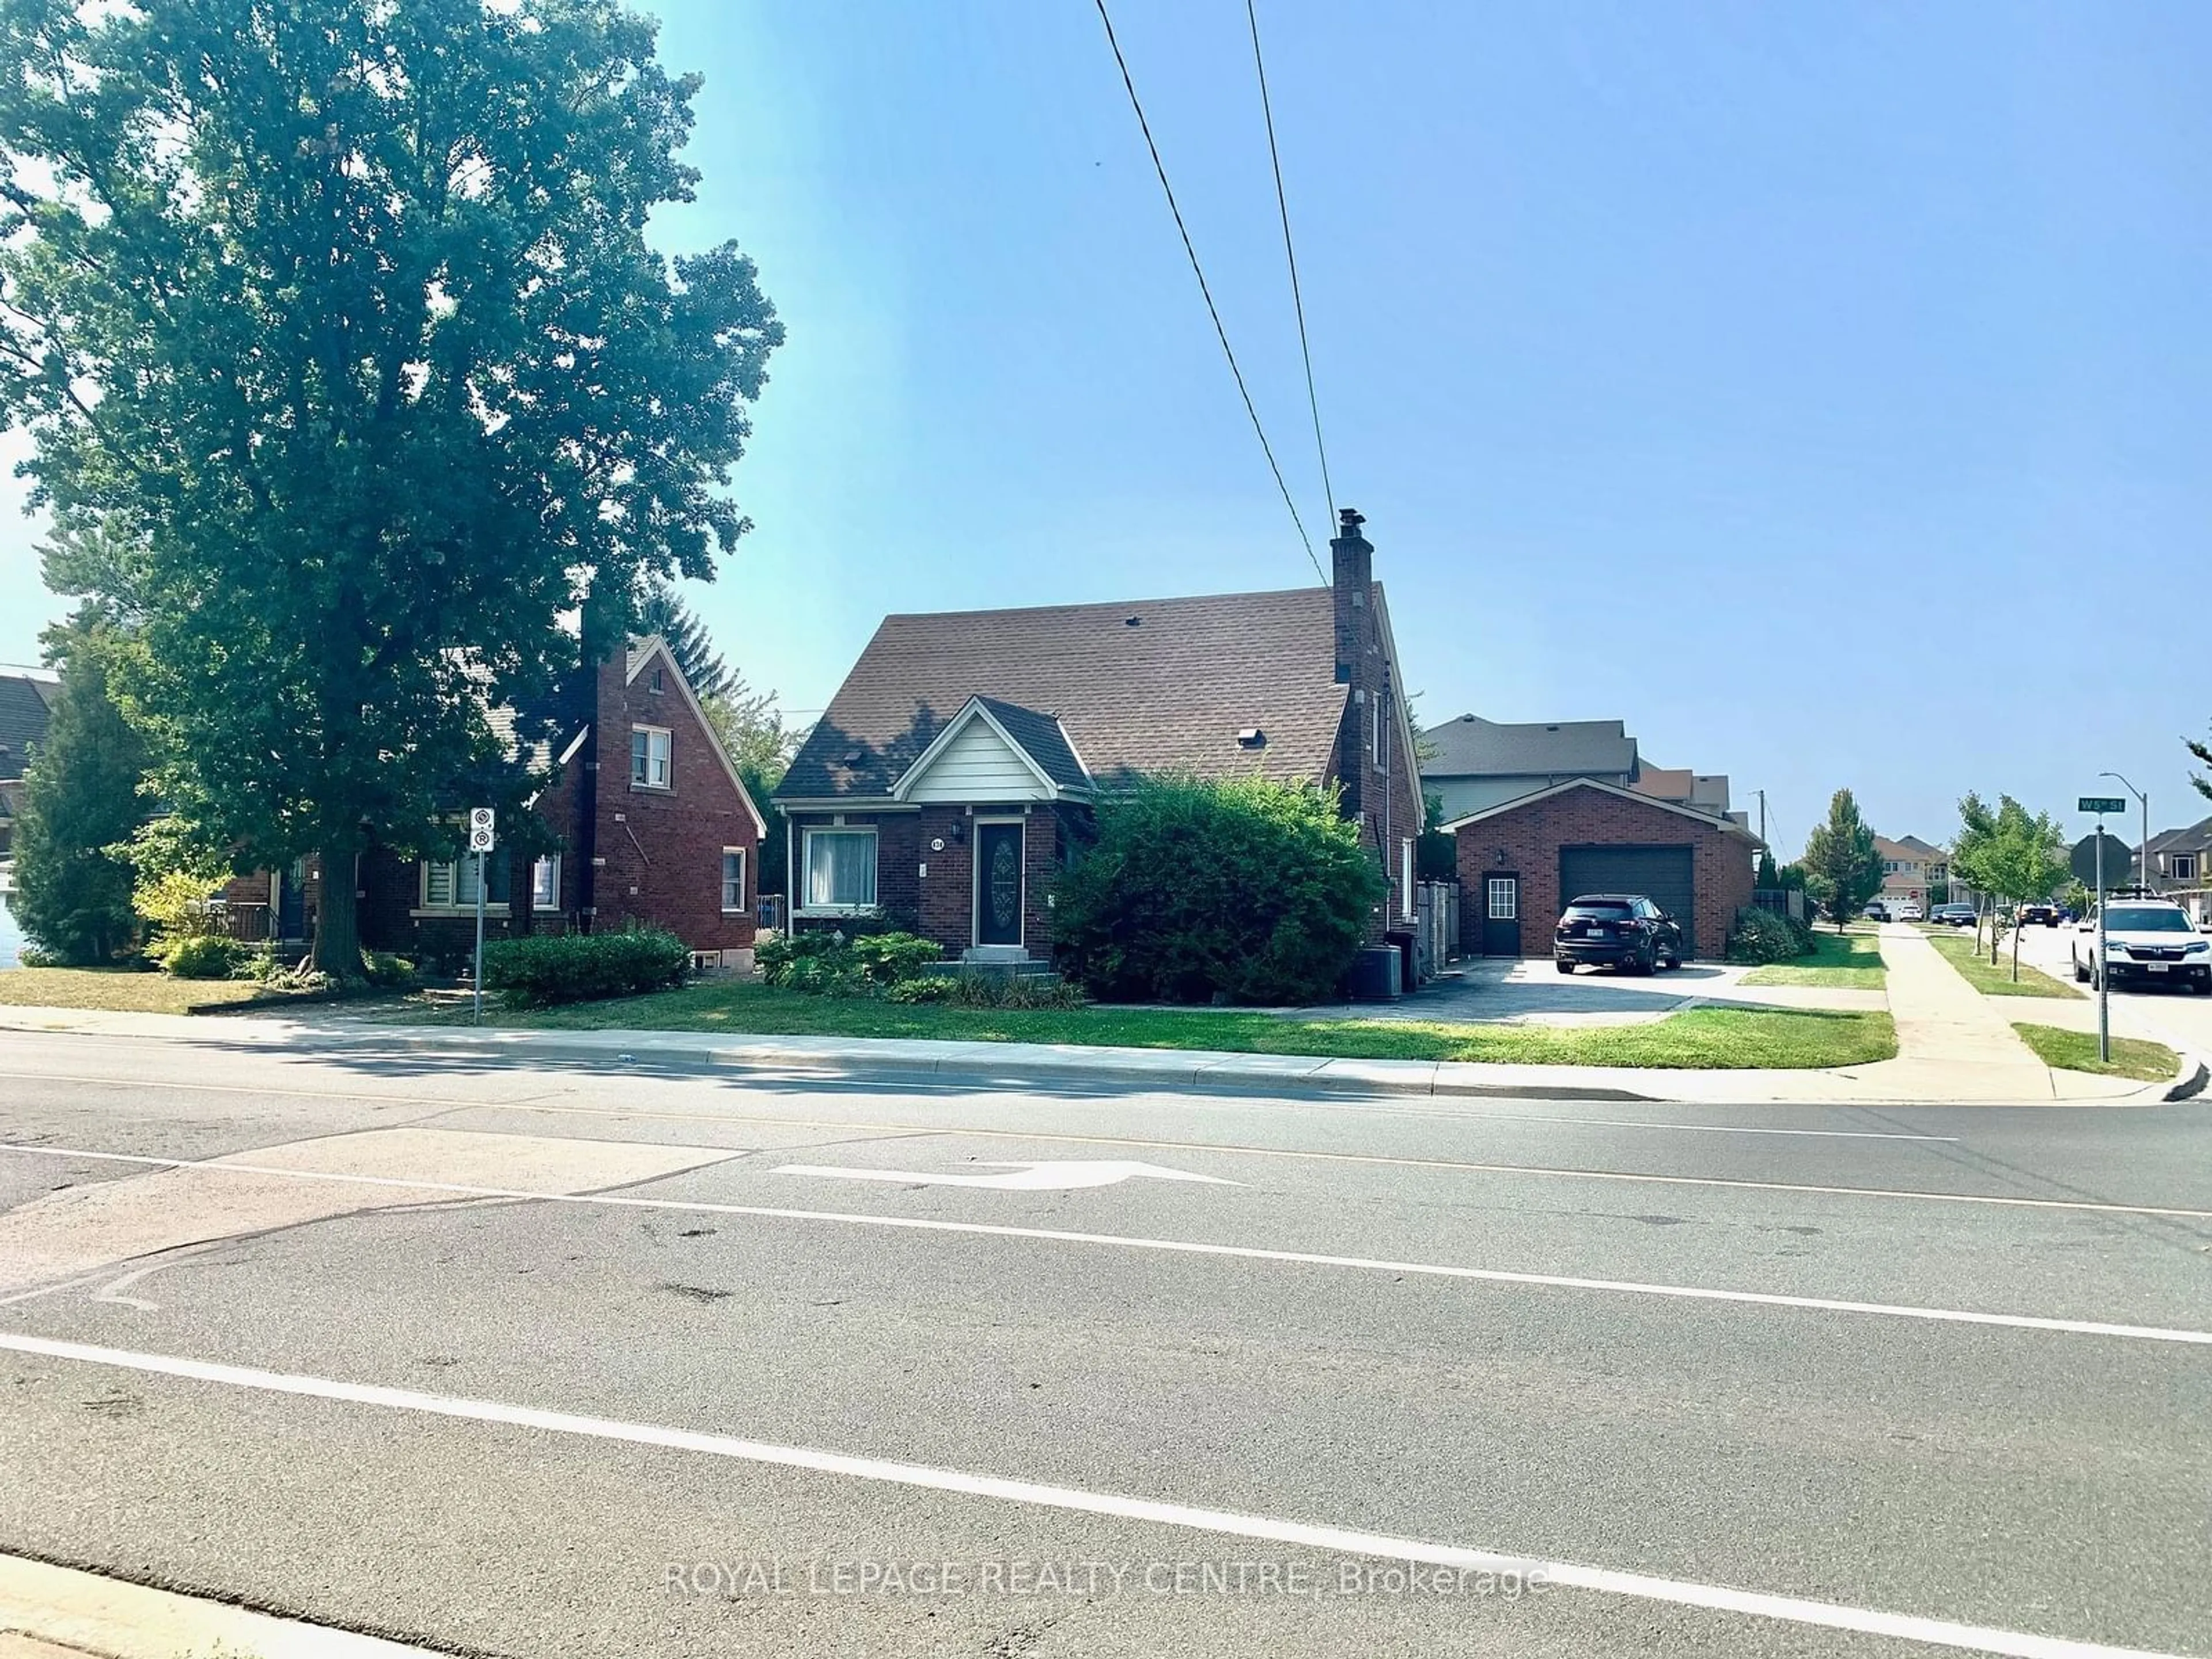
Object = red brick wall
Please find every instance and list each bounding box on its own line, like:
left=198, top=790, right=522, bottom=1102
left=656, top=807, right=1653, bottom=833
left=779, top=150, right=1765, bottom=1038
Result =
left=592, top=647, right=759, bottom=953
left=1453, top=786, right=1756, bottom=960
left=790, top=804, right=1070, bottom=961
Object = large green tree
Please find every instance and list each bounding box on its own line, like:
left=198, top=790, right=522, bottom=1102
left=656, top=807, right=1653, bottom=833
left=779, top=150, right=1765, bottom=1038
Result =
left=0, top=0, right=782, bottom=975
left=637, top=582, right=733, bottom=702
left=1802, top=788, right=1884, bottom=931
left=9, top=634, right=150, bottom=963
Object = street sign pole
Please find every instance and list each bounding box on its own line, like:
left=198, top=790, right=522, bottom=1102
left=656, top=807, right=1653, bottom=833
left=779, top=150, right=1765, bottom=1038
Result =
left=2094, top=825, right=2108, bottom=1063
left=473, top=849, right=486, bottom=1028
left=466, top=807, right=496, bottom=1028
left=2078, top=796, right=2127, bottom=1065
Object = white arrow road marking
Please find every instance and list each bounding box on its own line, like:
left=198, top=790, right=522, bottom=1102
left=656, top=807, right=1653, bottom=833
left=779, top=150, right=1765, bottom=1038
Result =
left=0, top=1332, right=2191, bottom=1659
left=771, top=1160, right=1241, bottom=1191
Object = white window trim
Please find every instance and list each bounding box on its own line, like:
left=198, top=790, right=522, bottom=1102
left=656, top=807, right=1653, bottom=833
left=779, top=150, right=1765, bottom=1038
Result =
left=1487, top=877, right=1518, bottom=921
left=630, top=724, right=673, bottom=791
left=1400, top=837, right=1414, bottom=918
left=531, top=854, right=562, bottom=913
left=796, top=825, right=880, bottom=916
left=720, top=846, right=747, bottom=915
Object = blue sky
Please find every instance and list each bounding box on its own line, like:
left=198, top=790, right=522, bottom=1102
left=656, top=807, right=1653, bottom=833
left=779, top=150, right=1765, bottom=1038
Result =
left=3, top=1, right=2206, bottom=856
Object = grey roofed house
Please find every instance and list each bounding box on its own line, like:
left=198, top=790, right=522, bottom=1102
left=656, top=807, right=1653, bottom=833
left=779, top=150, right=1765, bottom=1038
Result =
left=779, top=587, right=1394, bottom=802
left=1421, top=713, right=1640, bottom=821
left=0, top=672, right=54, bottom=783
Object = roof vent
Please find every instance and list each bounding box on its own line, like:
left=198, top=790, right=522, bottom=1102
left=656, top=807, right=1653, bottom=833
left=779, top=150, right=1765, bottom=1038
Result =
left=840, top=748, right=862, bottom=766
left=1545, top=725, right=1559, bottom=732
left=1124, top=615, right=1142, bottom=627
left=1236, top=728, right=1267, bottom=749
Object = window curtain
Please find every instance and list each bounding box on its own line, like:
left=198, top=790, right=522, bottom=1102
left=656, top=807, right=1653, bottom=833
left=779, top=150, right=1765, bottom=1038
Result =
left=806, top=832, right=876, bottom=907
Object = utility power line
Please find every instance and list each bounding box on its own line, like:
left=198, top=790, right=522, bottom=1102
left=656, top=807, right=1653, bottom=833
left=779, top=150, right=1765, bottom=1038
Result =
left=1090, top=0, right=1325, bottom=583
left=1244, top=0, right=1334, bottom=531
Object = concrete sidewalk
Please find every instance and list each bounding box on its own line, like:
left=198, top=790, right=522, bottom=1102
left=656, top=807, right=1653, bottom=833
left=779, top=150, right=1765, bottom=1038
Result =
left=0, top=1000, right=2180, bottom=1107
left=1817, top=924, right=2068, bottom=1103
left=0, top=1551, right=440, bottom=1658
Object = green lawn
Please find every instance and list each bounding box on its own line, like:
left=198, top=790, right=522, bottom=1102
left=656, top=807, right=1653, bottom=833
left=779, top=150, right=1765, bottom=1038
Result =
left=1740, top=930, right=1886, bottom=988
left=0, top=966, right=290, bottom=1014
left=377, top=980, right=1897, bottom=1070
left=2012, top=1022, right=2178, bottom=1083
left=1926, top=931, right=2079, bottom=999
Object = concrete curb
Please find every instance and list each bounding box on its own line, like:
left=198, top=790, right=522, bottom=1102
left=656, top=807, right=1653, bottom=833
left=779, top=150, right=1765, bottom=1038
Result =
left=0, top=1551, right=452, bottom=1658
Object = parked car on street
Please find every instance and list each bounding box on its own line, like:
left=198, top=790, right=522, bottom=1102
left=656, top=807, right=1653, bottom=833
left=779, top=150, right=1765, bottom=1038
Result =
left=2017, top=902, right=2059, bottom=927
left=2071, top=899, right=2212, bottom=993
left=1929, top=903, right=1977, bottom=927
left=1554, top=894, right=1683, bottom=975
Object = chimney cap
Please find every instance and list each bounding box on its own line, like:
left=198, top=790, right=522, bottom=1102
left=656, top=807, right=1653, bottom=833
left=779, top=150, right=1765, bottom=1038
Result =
left=1336, top=506, right=1365, bottom=536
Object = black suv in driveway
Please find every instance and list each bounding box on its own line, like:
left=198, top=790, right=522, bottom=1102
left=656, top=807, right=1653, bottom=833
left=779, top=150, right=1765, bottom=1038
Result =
left=1554, top=894, right=1684, bottom=975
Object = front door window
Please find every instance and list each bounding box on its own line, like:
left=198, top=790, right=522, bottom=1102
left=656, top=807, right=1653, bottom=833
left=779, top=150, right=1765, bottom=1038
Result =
left=975, top=821, right=1024, bottom=947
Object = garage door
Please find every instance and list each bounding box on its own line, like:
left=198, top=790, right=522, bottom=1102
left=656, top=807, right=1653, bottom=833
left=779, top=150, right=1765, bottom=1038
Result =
left=1558, top=845, right=1697, bottom=955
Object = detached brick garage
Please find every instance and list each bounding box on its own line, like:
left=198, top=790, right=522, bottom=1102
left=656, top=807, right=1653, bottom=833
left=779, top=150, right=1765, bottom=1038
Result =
left=1445, top=778, right=1760, bottom=960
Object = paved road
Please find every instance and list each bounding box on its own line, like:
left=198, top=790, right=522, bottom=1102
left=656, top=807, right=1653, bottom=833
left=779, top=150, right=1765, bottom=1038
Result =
left=0, top=1028, right=2206, bottom=1658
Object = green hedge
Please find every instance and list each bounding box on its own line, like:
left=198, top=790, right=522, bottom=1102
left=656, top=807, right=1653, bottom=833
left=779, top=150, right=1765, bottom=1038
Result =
left=162, top=934, right=252, bottom=979
left=1726, top=908, right=1812, bottom=965
left=1050, top=774, right=1385, bottom=1005
left=480, top=929, right=691, bottom=1007
left=758, top=930, right=942, bottom=995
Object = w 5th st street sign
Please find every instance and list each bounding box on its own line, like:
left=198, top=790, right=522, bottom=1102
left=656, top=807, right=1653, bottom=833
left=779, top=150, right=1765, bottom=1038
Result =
left=2078, top=797, right=2127, bottom=816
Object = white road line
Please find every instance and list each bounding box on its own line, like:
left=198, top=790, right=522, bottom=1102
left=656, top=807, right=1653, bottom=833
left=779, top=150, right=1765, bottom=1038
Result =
left=3, top=1142, right=2207, bottom=1346
left=0, top=1130, right=2195, bottom=1218
left=0, top=1066, right=1963, bottom=1141
left=0, top=1332, right=2188, bottom=1659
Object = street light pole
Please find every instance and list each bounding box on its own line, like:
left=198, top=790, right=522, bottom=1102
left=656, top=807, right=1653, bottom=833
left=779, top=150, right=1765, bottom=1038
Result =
left=2100, top=771, right=2147, bottom=896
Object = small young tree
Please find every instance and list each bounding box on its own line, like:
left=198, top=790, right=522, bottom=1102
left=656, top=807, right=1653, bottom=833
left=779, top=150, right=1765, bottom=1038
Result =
left=1801, top=789, right=1884, bottom=931
left=9, top=639, right=150, bottom=963
left=1975, top=798, right=2070, bottom=983
left=1953, top=792, right=2003, bottom=961
left=1051, top=774, right=1385, bottom=1004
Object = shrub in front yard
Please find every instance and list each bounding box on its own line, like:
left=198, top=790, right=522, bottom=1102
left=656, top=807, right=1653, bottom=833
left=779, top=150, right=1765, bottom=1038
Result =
left=481, top=929, right=690, bottom=1007
left=1050, top=774, right=1385, bottom=1005
left=161, top=933, right=252, bottom=979
left=760, top=929, right=941, bottom=994
left=1726, top=908, right=1810, bottom=965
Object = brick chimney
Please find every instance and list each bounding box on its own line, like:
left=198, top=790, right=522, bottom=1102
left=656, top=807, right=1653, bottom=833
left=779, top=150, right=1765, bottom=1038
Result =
left=1331, top=507, right=1374, bottom=820
left=1331, top=506, right=1371, bottom=687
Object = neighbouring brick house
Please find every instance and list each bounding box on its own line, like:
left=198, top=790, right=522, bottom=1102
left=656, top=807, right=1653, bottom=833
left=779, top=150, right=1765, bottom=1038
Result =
left=775, top=509, right=1425, bottom=969
left=1447, top=778, right=1760, bottom=960
left=228, top=636, right=765, bottom=971
left=0, top=671, right=56, bottom=864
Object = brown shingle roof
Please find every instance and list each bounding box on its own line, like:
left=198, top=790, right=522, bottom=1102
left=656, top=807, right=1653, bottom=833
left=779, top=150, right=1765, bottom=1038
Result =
left=780, top=587, right=1357, bottom=801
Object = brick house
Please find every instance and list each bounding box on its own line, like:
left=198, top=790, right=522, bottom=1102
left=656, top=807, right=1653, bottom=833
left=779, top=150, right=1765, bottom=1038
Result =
left=229, top=636, right=766, bottom=971
left=775, top=509, right=1425, bottom=968
left=1447, top=778, right=1760, bottom=960
left=0, top=671, right=56, bottom=866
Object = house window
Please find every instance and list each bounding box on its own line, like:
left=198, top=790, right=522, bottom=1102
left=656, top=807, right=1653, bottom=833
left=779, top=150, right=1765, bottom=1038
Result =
left=422, top=851, right=508, bottom=910
left=531, top=855, right=561, bottom=911
left=721, top=847, right=746, bottom=914
left=2175, top=854, right=2199, bottom=882
left=631, top=725, right=672, bottom=789
left=649, top=665, right=665, bottom=694
left=1400, top=838, right=1414, bottom=916
left=1487, top=877, right=1518, bottom=921
left=803, top=827, right=877, bottom=911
